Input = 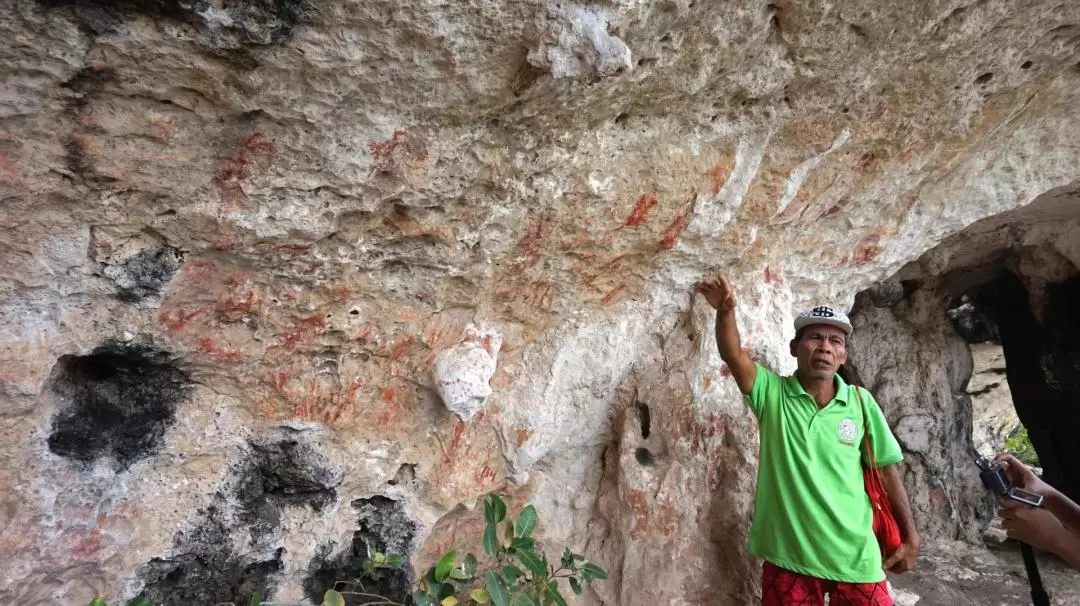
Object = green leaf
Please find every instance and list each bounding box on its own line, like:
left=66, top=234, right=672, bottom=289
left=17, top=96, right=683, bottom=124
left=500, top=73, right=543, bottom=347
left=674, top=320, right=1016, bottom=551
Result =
left=463, top=553, right=479, bottom=577
left=412, top=591, right=436, bottom=606
left=450, top=567, right=471, bottom=581
left=484, top=570, right=510, bottom=606
left=544, top=581, right=568, bottom=606
left=560, top=548, right=573, bottom=570
left=510, top=594, right=536, bottom=606
left=581, top=563, right=608, bottom=581
left=250, top=591, right=262, bottom=606
left=385, top=553, right=406, bottom=568
left=515, top=505, right=537, bottom=538
left=490, top=494, right=507, bottom=523
left=484, top=499, right=496, bottom=526
left=436, top=550, right=457, bottom=583
left=374, top=552, right=387, bottom=564
left=504, top=517, right=515, bottom=542
left=470, top=587, right=491, bottom=604
left=509, top=537, right=534, bottom=552
left=425, top=566, right=439, bottom=590
left=483, top=522, right=498, bottom=556
left=89, top=599, right=108, bottom=606
left=515, top=548, right=546, bottom=577
left=437, top=582, right=457, bottom=600
left=569, top=578, right=582, bottom=596
left=323, top=589, right=346, bottom=606
left=502, top=564, right=525, bottom=585
left=441, top=598, right=459, bottom=606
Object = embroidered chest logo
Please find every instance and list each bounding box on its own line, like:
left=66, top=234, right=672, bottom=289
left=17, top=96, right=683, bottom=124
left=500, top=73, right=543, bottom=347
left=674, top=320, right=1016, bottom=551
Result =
left=838, top=418, right=858, bottom=444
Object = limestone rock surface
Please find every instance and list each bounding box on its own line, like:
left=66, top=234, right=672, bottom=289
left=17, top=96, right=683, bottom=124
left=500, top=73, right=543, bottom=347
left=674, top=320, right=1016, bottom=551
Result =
left=968, top=343, right=1019, bottom=458
left=2, top=0, right=1080, bottom=604
left=433, top=326, right=501, bottom=421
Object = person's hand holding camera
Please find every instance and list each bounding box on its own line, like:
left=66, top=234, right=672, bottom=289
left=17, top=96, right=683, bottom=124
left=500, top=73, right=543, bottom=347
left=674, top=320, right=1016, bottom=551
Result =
left=991, top=452, right=1080, bottom=572
left=998, top=497, right=1069, bottom=554
left=995, top=453, right=1053, bottom=498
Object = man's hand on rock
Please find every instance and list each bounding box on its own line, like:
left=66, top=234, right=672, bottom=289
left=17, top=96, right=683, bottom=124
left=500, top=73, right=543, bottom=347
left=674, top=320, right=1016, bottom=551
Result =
left=697, top=274, right=736, bottom=314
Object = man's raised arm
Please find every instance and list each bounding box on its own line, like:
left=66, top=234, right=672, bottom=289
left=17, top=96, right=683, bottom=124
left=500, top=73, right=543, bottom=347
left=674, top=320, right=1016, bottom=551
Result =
left=697, top=274, right=757, bottom=394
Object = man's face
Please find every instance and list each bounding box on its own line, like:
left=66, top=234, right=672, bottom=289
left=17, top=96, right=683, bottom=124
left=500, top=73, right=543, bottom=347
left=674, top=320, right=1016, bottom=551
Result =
left=790, top=324, right=848, bottom=380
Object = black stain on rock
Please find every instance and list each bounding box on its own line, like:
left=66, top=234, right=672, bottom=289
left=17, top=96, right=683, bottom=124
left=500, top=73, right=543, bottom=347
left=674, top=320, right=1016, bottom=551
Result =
left=60, top=66, right=117, bottom=184
left=136, top=505, right=283, bottom=606
left=61, top=65, right=116, bottom=112
left=634, top=447, right=656, bottom=466
left=947, top=297, right=1000, bottom=343
left=386, top=463, right=416, bottom=487
left=303, top=496, right=417, bottom=605
left=39, top=0, right=312, bottom=48
left=63, top=134, right=118, bottom=185
left=46, top=342, right=192, bottom=469
left=107, top=246, right=185, bottom=303
left=235, top=435, right=341, bottom=541
left=868, top=280, right=906, bottom=308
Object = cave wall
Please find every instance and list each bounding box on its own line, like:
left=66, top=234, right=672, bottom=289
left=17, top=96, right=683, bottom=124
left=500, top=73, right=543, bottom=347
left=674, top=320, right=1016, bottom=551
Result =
left=847, top=284, right=991, bottom=543
left=3, top=0, right=1080, bottom=603
left=847, top=182, right=1080, bottom=550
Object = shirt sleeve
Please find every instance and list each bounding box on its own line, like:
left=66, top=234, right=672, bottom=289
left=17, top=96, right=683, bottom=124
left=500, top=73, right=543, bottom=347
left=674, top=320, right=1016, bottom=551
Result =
left=744, top=363, right=782, bottom=419
left=857, top=387, right=904, bottom=467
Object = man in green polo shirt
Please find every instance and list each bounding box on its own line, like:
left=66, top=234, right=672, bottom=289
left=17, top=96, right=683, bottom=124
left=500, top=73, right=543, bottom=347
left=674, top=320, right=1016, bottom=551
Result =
left=697, top=274, right=920, bottom=605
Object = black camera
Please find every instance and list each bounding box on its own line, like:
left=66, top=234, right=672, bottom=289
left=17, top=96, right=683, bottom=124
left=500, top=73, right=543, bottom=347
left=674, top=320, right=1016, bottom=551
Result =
left=975, top=456, right=1045, bottom=507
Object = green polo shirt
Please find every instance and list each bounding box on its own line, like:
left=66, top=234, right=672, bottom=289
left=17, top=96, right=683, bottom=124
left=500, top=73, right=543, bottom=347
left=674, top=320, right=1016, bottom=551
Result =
left=744, top=363, right=903, bottom=583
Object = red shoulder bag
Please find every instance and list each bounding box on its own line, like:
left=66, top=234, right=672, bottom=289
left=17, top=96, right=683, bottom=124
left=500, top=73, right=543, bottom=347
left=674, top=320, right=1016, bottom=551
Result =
left=854, top=385, right=903, bottom=559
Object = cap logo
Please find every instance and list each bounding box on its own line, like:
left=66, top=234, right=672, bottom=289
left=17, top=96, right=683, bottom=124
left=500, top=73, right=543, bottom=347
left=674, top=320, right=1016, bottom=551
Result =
left=808, top=306, right=836, bottom=318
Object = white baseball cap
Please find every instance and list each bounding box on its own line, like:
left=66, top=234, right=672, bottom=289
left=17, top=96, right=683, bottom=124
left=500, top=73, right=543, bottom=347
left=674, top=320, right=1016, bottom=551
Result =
left=794, top=306, right=852, bottom=335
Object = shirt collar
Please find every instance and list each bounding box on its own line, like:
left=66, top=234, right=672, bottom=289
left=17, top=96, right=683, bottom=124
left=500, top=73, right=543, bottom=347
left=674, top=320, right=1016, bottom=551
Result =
left=784, top=370, right=850, bottom=405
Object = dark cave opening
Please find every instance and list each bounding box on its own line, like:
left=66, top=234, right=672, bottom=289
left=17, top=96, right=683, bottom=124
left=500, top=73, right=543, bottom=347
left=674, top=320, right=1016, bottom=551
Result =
left=846, top=183, right=1080, bottom=545
left=970, top=270, right=1080, bottom=503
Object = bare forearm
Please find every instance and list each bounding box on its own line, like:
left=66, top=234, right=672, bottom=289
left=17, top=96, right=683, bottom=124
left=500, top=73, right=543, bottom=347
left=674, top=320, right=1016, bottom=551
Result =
left=714, top=310, right=756, bottom=393
left=1046, top=489, right=1080, bottom=536
left=883, top=464, right=920, bottom=546
left=1049, top=527, right=1080, bottom=571
left=714, top=309, right=743, bottom=361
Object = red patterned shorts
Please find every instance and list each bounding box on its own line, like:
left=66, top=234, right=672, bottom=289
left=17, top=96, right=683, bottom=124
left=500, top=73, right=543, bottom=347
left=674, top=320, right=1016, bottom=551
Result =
left=761, top=561, right=893, bottom=606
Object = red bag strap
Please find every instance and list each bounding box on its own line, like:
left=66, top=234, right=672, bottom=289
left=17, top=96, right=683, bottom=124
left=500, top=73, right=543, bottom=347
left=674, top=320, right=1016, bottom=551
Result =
left=854, top=385, right=886, bottom=490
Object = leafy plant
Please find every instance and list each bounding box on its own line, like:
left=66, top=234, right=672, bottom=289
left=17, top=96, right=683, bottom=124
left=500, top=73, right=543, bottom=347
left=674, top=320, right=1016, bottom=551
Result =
left=335, top=494, right=606, bottom=606
left=409, top=493, right=604, bottom=606
left=86, top=493, right=605, bottom=606
left=1005, top=424, right=1040, bottom=467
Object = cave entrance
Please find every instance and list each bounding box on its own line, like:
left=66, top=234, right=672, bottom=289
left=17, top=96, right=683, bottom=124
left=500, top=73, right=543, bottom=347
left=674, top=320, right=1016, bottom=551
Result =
left=947, top=294, right=1037, bottom=470
left=845, top=182, right=1080, bottom=542
left=960, top=269, right=1080, bottom=503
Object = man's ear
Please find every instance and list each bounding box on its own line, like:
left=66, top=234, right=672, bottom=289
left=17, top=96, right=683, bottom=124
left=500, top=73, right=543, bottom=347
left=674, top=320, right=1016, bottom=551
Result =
left=789, top=339, right=797, bottom=357
left=837, top=349, right=848, bottom=366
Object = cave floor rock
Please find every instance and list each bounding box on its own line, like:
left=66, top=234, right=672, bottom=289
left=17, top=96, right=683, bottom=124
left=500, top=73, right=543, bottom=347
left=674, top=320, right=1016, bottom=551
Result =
left=889, top=540, right=1080, bottom=606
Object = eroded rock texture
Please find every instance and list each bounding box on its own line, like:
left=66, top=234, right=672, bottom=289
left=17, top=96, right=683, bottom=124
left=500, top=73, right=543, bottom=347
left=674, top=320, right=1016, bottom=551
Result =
left=967, top=342, right=1019, bottom=460
left=2, top=0, right=1080, bottom=603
